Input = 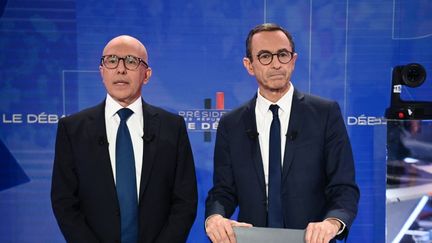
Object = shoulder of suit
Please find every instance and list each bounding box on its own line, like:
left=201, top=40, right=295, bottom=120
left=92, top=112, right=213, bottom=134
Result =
left=143, top=102, right=184, bottom=121
left=59, top=102, right=104, bottom=123
left=220, top=97, right=254, bottom=121
left=299, top=91, right=337, bottom=107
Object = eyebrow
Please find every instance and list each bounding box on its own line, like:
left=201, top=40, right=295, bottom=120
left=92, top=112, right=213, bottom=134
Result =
left=256, top=48, right=291, bottom=56
left=104, top=54, right=139, bottom=57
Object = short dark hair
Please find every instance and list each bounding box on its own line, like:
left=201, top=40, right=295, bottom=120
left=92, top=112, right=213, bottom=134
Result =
left=245, top=23, right=295, bottom=60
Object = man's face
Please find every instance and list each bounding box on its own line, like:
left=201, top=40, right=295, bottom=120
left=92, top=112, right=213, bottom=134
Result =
left=243, top=30, right=297, bottom=97
left=100, top=36, right=152, bottom=107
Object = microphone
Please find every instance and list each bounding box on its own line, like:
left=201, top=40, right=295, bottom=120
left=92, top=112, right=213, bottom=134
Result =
left=246, top=129, right=259, bottom=140
left=98, top=136, right=108, bottom=145
left=142, top=134, right=155, bottom=143
left=287, top=131, right=297, bottom=141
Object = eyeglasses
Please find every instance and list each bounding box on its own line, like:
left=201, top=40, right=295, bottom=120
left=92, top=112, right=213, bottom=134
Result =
left=256, top=50, right=295, bottom=65
left=100, top=55, right=149, bottom=70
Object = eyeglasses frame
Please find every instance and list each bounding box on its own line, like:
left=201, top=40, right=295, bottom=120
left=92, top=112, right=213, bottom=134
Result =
left=255, top=50, right=296, bottom=65
left=100, top=55, right=149, bottom=70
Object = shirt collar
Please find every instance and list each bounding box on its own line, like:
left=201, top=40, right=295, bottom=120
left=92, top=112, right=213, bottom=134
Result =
left=105, top=94, right=143, bottom=118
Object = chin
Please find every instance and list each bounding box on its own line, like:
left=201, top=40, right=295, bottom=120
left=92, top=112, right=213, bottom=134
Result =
left=269, top=85, right=290, bottom=93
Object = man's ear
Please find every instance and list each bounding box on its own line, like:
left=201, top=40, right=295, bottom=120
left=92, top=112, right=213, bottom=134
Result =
left=99, top=65, right=104, bottom=80
left=143, top=68, right=152, bottom=84
left=243, top=57, right=255, bottom=76
left=291, top=53, right=298, bottom=67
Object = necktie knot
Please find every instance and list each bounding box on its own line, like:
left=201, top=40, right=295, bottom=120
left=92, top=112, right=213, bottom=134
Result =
left=269, top=104, right=279, bottom=118
left=118, top=108, right=133, bottom=121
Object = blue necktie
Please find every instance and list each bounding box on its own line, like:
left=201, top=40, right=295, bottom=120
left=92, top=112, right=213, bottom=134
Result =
left=268, top=104, right=284, bottom=228
left=116, top=108, right=138, bottom=243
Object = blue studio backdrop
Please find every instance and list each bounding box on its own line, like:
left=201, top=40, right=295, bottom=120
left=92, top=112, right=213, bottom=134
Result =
left=1, top=0, right=431, bottom=242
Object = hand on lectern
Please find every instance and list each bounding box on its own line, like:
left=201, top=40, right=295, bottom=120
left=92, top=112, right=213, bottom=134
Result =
left=305, top=219, right=340, bottom=243
left=205, top=214, right=252, bottom=243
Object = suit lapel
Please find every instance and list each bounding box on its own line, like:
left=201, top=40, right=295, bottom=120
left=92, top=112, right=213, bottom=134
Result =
left=139, top=101, right=160, bottom=201
left=282, top=90, right=305, bottom=183
left=243, top=97, right=266, bottom=194
left=86, top=102, right=118, bottom=202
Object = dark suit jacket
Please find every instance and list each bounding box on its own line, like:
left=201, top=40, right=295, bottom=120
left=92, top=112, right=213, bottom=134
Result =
left=205, top=90, right=359, bottom=240
left=51, top=100, right=197, bottom=243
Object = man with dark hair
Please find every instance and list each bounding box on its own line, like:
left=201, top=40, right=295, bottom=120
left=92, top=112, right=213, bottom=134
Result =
left=205, top=23, right=359, bottom=243
left=51, top=35, right=197, bottom=243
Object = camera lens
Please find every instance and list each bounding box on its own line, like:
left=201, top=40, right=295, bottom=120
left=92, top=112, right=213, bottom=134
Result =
left=401, top=63, right=426, bottom=88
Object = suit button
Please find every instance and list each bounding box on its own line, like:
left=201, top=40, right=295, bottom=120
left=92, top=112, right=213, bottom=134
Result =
left=115, top=209, right=120, bottom=216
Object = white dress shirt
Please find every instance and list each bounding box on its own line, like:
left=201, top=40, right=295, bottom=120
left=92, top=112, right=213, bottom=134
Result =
left=105, top=94, right=144, bottom=199
left=255, top=83, right=294, bottom=195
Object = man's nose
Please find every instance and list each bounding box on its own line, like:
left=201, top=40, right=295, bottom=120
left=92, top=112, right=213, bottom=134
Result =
left=117, top=59, right=127, bottom=74
left=270, top=57, right=282, bottom=69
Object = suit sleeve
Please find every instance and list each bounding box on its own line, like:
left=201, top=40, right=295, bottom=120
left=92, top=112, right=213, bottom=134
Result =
left=155, top=118, right=198, bottom=243
left=205, top=115, right=238, bottom=219
left=323, top=102, right=360, bottom=240
left=50, top=119, right=99, bottom=243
